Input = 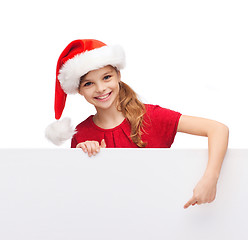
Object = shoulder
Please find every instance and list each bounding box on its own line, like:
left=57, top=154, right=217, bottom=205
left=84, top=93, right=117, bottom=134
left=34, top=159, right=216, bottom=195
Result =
left=76, top=115, right=94, bottom=130
left=74, top=115, right=96, bottom=136
left=144, top=104, right=181, bottom=119
left=145, top=104, right=172, bottom=112
left=72, top=115, right=97, bottom=145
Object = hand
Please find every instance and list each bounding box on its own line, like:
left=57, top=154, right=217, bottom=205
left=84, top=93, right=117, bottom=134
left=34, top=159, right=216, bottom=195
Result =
left=76, top=139, right=106, bottom=157
left=184, top=174, right=218, bottom=209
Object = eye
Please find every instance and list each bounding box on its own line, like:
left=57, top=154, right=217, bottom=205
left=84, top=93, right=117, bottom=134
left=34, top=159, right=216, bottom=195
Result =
left=103, top=75, right=111, bottom=80
left=84, top=81, right=92, bottom=87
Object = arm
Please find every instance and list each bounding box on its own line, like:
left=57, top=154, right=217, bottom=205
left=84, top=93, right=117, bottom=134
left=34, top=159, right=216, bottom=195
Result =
left=177, top=115, right=229, bottom=209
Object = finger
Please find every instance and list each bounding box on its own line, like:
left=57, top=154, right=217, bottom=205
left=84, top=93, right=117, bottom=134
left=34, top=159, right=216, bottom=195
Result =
left=208, top=197, right=215, bottom=203
left=92, top=141, right=100, bottom=155
left=208, top=194, right=216, bottom=203
left=184, top=196, right=197, bottom=209
left=192, top=201, right=198, bottom=206
left=84, top=142, right=93, bottom=157
left=76, top=143, right=87, bottom=153
left=100, top=139, right=106, bottom=148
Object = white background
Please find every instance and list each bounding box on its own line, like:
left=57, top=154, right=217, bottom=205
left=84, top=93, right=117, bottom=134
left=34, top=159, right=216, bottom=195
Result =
left=0, top=0, right=247, bottom=148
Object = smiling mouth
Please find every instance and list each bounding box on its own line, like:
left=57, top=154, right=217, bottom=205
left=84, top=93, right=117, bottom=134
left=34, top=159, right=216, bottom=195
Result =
left=94, top=92, right=112, bottom=101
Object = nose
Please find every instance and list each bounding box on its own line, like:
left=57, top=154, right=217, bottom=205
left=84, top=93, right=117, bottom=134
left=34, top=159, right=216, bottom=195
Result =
left=95, top=82, right=106, bottom=93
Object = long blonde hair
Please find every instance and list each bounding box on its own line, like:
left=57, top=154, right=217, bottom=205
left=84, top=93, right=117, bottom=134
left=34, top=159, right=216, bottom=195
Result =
left=117, top=81, right=147, bottom=147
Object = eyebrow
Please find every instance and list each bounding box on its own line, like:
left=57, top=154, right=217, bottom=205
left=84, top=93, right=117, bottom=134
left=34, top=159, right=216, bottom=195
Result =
left=81, top=70, right=114, bottom=83
left=101, top=70, right=114, bottom=77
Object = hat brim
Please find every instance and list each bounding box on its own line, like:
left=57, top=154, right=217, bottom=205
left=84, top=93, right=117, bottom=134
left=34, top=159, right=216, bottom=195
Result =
left=58, top=45, right=125, bottom=94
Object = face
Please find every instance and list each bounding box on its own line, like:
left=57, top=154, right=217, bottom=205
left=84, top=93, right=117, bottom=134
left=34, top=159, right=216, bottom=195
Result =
left=78, top=65, right=121, bottom=111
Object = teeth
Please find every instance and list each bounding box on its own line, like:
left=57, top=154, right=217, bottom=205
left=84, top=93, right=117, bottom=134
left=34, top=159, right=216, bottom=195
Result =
left=98, top=95, right=108, bottom=99
left=96, top=93, right=110, bottom=99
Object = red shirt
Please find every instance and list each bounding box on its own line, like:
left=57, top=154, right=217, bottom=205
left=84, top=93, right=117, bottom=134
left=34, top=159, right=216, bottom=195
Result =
left=71, top=104, right=182, bottom=148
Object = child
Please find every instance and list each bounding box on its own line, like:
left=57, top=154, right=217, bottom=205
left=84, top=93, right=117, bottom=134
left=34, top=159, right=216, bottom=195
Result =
left=46, top=39, right=229, bottom=209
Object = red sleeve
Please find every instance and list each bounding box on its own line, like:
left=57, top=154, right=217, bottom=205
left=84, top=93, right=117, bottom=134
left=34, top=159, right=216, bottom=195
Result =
left=71, top=136, right=78, bottom=148
left=144, top=104, right=182, bottom=148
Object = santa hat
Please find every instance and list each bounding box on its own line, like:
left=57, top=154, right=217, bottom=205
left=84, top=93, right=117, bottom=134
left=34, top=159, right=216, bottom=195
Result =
left=45, top=39, right=126, bottom=145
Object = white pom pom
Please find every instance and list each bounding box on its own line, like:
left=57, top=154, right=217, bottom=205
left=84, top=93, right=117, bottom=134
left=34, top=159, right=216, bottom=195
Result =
left=45, top=118, right=76, bottom=146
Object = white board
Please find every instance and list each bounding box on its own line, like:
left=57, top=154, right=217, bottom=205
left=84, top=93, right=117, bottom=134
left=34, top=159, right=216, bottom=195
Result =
left=0, top=149, right=247, bottom=240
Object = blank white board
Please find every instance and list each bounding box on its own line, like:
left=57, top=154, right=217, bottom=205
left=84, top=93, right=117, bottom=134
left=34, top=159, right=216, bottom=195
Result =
left=0, top=149, right=247, bottom=240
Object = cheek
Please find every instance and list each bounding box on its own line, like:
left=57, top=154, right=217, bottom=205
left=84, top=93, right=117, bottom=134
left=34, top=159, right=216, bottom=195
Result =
left=78, top=88, right=89, bottom=99
left=110, top=81, right=120, bottom=91
left=78, top=86, right=84, bottom=96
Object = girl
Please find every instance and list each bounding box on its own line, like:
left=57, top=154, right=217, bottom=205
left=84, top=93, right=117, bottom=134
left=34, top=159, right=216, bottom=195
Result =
left=46, top=39, right=229, bottom=209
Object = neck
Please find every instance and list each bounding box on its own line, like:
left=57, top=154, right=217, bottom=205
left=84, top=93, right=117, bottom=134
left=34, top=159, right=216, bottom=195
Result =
left=93, top=105, right=125, bottom=129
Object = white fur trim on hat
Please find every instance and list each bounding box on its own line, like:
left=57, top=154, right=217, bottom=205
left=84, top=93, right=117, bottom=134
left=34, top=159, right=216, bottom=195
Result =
left=58, top=45, right=125, bottom=94
left=45, top=118, right=76, bottom=146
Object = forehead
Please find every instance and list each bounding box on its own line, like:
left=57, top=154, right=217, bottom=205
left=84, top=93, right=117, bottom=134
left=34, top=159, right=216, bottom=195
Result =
left=84, top=65, right=116, bottom=79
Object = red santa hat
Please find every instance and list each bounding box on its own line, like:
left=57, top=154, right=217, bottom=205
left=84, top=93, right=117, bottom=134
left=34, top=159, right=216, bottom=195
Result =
left=45, top=39, right=126, bottom=145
